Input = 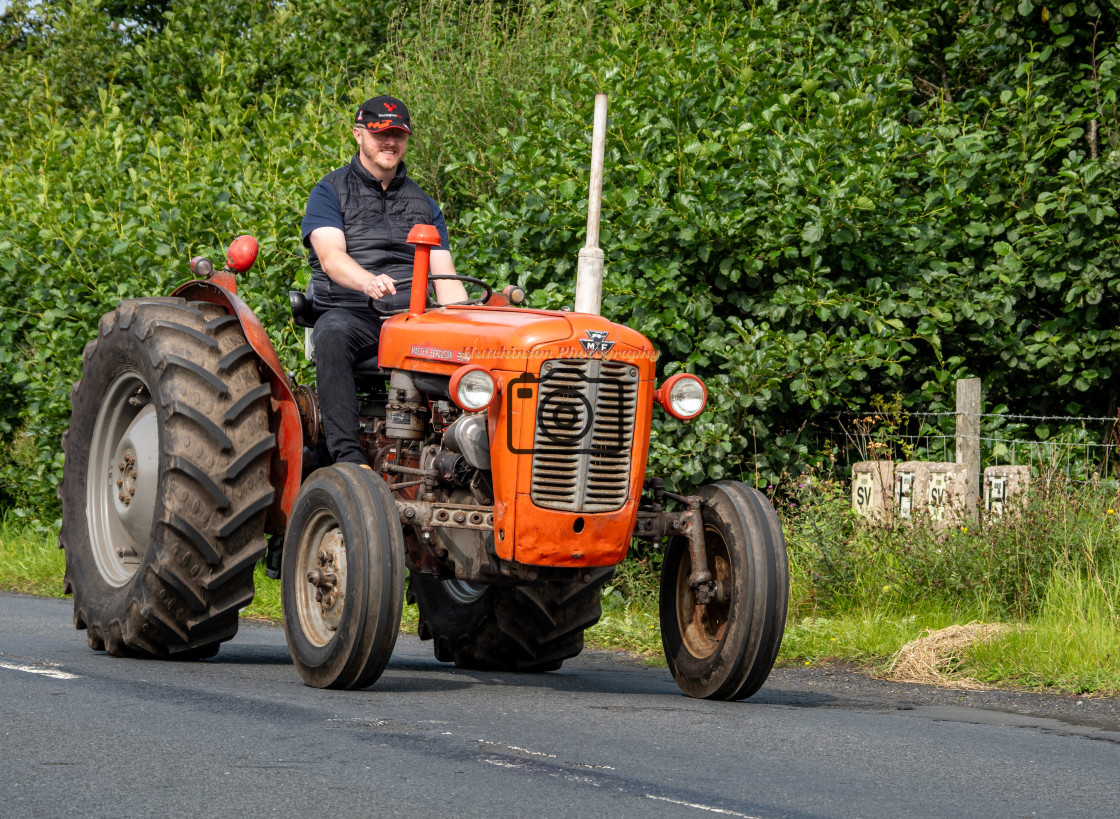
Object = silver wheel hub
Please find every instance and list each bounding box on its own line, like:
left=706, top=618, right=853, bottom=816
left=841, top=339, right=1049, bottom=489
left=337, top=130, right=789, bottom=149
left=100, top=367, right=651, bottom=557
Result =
left=296, top=513, right=349, bottom=647
left=110, top=407, right=160, bottom=547
left=86, top=372, right=160, bottom=587
left=308, top=531, right=346, bottom=625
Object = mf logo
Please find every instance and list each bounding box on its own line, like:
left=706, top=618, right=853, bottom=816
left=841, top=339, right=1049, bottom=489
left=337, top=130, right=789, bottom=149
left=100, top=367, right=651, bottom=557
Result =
left=579, top=330, right=615, bottom=355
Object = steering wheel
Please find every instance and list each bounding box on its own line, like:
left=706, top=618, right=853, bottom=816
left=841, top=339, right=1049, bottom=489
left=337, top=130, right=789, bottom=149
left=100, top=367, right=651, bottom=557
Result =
left=366, top=278, right=413, bottom=317
left=367, top=274, right=493, bottom=316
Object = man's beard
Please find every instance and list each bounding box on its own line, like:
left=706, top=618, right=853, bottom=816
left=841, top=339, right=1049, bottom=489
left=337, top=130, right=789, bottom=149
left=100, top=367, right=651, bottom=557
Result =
left=363, top=142, right=401, bottom=173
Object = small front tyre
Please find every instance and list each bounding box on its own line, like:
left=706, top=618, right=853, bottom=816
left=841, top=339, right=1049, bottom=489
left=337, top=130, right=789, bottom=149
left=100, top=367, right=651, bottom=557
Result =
left=660, top=481, right=788, bottom=700
left=281, top=464, right=405, bottom=689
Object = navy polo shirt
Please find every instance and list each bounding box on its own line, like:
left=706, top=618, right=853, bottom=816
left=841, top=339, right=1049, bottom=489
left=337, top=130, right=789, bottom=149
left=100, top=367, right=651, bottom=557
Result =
left=301, top=182, right=451, bottom=251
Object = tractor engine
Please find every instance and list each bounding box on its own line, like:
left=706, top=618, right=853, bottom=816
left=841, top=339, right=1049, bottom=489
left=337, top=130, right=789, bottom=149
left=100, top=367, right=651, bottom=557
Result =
left=295, top=305, right=659, bottom=587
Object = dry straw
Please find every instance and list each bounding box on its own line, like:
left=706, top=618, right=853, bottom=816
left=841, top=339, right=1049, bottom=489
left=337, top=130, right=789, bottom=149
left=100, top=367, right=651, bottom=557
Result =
left=884, top=623, right=1014, bottom=689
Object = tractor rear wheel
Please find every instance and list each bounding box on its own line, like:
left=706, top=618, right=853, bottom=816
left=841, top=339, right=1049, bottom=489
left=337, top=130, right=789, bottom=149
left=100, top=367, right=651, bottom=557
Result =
left=281, top=464, right=405, bottom=689
left=660, top=481, right=788, bottom=700
left=410, top=569, right=612, bottom=672
left=59, top=298, right=275, bottom=657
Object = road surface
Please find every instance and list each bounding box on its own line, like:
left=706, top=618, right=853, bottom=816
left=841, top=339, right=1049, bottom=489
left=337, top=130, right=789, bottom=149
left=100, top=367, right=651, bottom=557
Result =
left=1, top=592, right=1117, bottom=817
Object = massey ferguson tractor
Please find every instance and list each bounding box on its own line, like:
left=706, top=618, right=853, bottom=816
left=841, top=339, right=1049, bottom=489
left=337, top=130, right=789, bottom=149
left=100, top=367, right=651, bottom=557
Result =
left=57, top=99, right=788, bottom=701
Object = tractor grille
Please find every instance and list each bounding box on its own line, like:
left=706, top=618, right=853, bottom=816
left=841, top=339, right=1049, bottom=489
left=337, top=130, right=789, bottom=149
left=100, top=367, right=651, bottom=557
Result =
left=529, top=358, right=639, bottom=512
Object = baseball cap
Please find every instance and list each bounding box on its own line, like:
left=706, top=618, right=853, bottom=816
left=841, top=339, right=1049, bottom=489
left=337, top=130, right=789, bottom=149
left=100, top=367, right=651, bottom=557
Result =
left=355, top=96, right=412, bottom=134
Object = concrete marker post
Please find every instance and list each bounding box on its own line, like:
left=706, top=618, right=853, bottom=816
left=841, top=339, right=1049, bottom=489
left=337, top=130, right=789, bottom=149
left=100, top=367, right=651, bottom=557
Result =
left=852, top=460, right=893, bottom=521
left=956, top=378, right=982, bottom=523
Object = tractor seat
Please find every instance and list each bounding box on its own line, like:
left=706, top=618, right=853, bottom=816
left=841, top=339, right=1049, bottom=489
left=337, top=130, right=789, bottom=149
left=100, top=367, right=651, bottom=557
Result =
left=353, top=353, right=384, bottom=378
left=289, top=290, right=387, bottom=378
left=289, top=290, right=320, bottom=328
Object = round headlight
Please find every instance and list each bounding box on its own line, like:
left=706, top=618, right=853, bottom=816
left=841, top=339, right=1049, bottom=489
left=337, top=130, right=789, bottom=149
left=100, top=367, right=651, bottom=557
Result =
left=657, top=373, right=707, bottom=420
left=450, top=366, right=498, bottom=411
left=669, top=377, right=705, bottom=417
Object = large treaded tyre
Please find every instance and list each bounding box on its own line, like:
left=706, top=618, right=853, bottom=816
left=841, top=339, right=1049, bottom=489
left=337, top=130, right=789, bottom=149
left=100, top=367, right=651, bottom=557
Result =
left=281, top=464, right=405, bottom=689
left=660, top=481, right=788, bottom=700
left=58, top=298, right=275, bottom=657
left=410, top=569, right=613, bottom=672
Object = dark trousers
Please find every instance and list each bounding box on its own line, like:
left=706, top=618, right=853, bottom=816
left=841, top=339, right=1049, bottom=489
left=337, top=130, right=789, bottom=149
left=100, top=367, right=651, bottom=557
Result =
left=313, top=308, right=383, bottom=465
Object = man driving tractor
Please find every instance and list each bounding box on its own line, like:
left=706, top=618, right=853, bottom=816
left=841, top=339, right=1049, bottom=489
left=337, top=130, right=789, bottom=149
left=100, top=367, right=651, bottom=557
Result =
left=301, top=95, right=469, bottom=465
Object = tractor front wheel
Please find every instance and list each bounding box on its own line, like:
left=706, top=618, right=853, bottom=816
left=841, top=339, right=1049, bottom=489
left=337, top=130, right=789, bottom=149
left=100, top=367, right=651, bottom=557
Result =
left=660, top=481, right=788, bottom=700
left=281, top=464, right=405, bottom=689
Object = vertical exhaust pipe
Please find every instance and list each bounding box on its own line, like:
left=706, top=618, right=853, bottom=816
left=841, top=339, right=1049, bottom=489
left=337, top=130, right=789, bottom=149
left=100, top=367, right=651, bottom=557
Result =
left=575, top=93, right=608, bottom=315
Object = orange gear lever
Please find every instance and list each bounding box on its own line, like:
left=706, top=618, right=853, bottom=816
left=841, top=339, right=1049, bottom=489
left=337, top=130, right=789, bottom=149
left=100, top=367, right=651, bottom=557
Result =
left=406, top=224, right=442, bottom=318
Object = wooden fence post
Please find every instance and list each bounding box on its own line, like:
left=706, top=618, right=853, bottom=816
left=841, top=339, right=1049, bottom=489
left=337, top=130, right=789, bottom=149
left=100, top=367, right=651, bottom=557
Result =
left=956, top=378, right=982, bottom=523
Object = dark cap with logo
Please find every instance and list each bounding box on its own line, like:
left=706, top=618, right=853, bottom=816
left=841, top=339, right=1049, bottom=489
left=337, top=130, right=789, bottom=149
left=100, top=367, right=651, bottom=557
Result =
left=355, top=96, right=412, bottom=134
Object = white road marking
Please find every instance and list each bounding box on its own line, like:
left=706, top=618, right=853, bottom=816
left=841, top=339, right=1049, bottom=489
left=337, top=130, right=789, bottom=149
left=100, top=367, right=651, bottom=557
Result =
left=0, top=660, right=80, bottom=680
left=482, top=756, right=601, bottom=787
left=477, top=739, right=556, bottom=758
left=645, top=794, right=762, bottom=818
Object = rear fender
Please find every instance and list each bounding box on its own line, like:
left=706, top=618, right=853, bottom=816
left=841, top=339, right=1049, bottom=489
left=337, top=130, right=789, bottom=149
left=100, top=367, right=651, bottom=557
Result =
left=172, top=279, right=302, bottom=534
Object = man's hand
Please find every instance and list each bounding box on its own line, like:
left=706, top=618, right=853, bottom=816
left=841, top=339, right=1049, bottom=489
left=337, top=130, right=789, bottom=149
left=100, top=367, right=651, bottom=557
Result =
left=311, top=226, right=462, bottom=303
left=310, top=227, right=400, bottom=298
left=363, top=274, right=398, bottom=300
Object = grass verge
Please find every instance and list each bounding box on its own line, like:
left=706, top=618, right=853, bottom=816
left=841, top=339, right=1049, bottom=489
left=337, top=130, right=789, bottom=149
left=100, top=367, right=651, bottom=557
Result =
left=0, top=520, right=65, bottom=597
left=3, top=485, right=1117, bottom=696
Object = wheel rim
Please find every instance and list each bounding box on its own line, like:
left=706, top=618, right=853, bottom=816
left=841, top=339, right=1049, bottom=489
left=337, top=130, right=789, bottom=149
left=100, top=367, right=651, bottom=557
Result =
left=86, top=370, right=161, bottom=587
left=295, top=509, right=350, bottom=647
left=674, top=526, right=734, bottom=659
left=441, top=578, right=488, bottom=605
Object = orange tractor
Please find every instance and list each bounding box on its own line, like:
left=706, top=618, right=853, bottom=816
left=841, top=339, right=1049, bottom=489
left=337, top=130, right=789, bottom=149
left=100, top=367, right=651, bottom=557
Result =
left=58, top=106, right=788, bottom=700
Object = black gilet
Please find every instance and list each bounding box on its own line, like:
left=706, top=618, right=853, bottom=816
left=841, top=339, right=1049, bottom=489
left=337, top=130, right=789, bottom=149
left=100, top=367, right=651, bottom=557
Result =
left=308, top=155, right=435, bottom=312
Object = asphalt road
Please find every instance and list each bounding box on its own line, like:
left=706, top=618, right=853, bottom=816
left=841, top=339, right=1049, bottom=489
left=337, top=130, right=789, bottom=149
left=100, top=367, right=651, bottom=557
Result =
left=2, top=592, right=1118, bottom=818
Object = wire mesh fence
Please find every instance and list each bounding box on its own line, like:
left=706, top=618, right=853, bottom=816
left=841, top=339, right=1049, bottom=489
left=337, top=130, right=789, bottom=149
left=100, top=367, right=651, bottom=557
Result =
left=807, top=396, right=1120, bottom=491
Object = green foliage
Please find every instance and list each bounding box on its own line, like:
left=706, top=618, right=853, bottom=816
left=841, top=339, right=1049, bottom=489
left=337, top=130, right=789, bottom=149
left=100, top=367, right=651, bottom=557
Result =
left=1, top=0, right=1120, bottom=515
left=0, top=0, right=376, bottom=514
left=392, top=0, right=1120, bottom=490
left=383, top=0, right=597, bottom=215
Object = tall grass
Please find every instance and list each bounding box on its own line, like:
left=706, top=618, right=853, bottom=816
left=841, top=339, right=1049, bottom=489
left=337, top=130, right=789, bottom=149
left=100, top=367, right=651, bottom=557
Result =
left=783, top=474, right=1120, bottom=621
left=587, top=555, right=663, bottom=656
left=969, top=564, right=1120, bottom=692
left=0, top=518, right=64, bottom=596
left=779, top=474, right=1120, bottom=691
